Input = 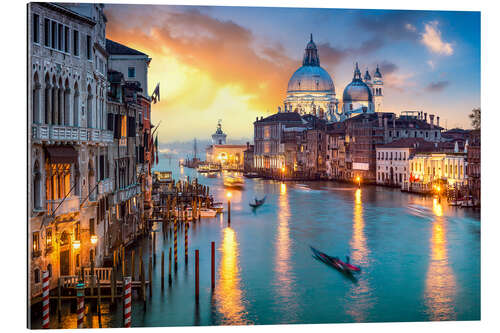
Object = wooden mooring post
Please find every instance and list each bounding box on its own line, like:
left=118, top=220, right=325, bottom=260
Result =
left=195, top=249, right=200, bottom=303
left=97, top=278, right=102, bottom=328
left=148, top=256, right=153, bottom=297
left=131, top=250, right=135, bottom=282
left=161, top=251, right=165, bottom=291
left=168, top=247, right=172, bottom=286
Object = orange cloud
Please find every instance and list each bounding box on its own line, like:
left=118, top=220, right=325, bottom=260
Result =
left=105, top=6, right=299, bottom=141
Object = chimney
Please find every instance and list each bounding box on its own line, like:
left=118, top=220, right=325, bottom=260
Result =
left=246, top=141, right=250, bottom=149
left=378, top=113, right=383, bottom=127
left=384, top=117, right=388, bottom=130
left=261, top=116, right=263, bottom=120
left=256, top=117, right=258, bottom=122
left=424, top=113, right=427, bottom=122
left=437, top=116, right=440, bottom=128
left=392, top=116, right=396, bottom=128
left=429, top=114, right=434, bottom=129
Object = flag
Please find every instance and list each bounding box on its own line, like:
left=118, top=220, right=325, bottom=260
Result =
left=155, top=135, right=159, bottom=165
left=152, top=83, right=160, bottom=104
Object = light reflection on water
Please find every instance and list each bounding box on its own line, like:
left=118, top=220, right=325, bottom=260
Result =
left=424, top=200, right=457, bottom=321
left=214, top=227, right=250, bottom=325
left=345, top=189, right=373, bottom=322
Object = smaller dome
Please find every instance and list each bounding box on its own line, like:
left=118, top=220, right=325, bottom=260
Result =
left=343, top=63, right=373, bottom=102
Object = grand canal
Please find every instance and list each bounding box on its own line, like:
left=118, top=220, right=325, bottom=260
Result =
left=33, top=160, right=480, bottom=328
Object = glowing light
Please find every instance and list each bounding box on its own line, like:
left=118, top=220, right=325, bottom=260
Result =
left=72, top=240, right=81, bottom=250
left=280, top=183, right=287, bottom=195
left=281, top=166, right=285, bottom=173
left=227, top=192, right=232, bottom=199
left=215, top=227, right=250, bottom=324
left=90, top=235, right=98, bottom=245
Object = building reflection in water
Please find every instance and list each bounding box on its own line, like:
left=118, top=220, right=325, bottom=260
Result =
left=424, top=200, right=456, bottom=321
left=274, top=182, right=299, bottom=322
left=346, top=189, right=373, bottom=322
left=214, top=227, right=250, bottom=325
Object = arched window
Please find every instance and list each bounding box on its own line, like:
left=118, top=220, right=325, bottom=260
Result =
left=58, top=77, right=64, bottom=125
left=33, top=73, right=41, bottom=124
left=33, top=161, right=41, bottom=210
left=51, top=76, right=58, bottom=125
left=64, top=79, right=70, bottom=125
left=87, top=85, right=93, bottom=128
left=73, top=82, right=79, bottom=127
left=44, top=73, right=51, bottom=124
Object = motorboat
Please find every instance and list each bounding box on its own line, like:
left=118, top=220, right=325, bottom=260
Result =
left=223, top=175, right=245, bottom=189
left=199, top=208, right=217, bottom=218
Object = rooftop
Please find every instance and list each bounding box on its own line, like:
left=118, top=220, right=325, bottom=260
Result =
left=106, top=39, right=148, bottom=56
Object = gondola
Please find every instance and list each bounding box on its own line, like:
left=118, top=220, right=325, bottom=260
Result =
left=310, top=246, right=361, bottom=273
left=249, top=196, right=266, bottom=208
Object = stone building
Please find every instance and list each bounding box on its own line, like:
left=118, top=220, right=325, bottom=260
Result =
left=467, top=130, right=480, bottom=204
left=408, top=152, right=468, bottom=188
left=28, top=2, right=112, bottom=302
left=376, top=138, right=436, bottom=187
left=206, top=121, right=246, bottom=170
left=106, top=39, right=153, bottom=229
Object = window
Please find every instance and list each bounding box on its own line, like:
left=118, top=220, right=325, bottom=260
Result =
left=128, top=67, right=136, bottom=78
left=76, top=254, right=80, bottom=268
left=34, top=269, right=40, bottom=284
left=73, top=30, right=79, bottom=56
left=51, top=21, right=57, bottom=48
left=58, top=24, right=63, bottom=50
left=33, top=14, right=40, bottom=43
left=44, top=19, right=50, bottom=46
left=47, top=264, right=52, bottom=278
left=64, top=26, right=69, bottom=52
left=75, top=222, right=80, bottom=241
left=121, top=115, right=127, bottom=137
left=86, top=35, right=92, bottom=59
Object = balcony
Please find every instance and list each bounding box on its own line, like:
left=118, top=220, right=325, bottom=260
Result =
left=98, top=178, right=114, bottom=195
left=32, top=124, right=113, bottom=144
left=46, top=196, right=80, bottom=216
left=117, top=184, right=141, bottom=203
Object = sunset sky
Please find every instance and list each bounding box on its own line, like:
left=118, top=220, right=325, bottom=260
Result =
left=104, top=5, right=480, bottom=143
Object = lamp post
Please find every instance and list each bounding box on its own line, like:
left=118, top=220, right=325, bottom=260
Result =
left=356, top=176, right=361, bottom=188
left=281, top=166, right=285, bottom=181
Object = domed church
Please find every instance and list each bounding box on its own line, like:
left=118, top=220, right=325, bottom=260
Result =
left=283, top=34, right=339, bottom=121
left=279, top=35, right=384, bottom=122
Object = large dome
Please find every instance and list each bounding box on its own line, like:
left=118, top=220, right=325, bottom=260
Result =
left=343, top=63, right=373, bottom=102
left=287, top=66, right=335, bottom=93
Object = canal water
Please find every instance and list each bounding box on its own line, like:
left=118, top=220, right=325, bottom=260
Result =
left=33, top=159, right=480, bottom=328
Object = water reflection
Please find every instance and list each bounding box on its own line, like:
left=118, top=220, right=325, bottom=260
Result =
left=214, top=227, right=250, bottom=325
left=346, top=189, right=373, bottom=322
left=274, top=181, right=298, bottom=321
left=424, top=201, right=457, bottom=320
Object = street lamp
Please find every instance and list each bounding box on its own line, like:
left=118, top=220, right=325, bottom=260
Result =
left=72, top=239, right=81, bottom=250
left=356, top=176, right=361, bottom=188
left=281, top=166, right=285, bottom=181
left=90, top=235, right=98, bottom=245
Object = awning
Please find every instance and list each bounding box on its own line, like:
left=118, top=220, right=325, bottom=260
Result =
left=45, top=146, right=78, bottom=164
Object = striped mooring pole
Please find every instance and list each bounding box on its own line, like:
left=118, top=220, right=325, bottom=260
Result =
left=184, top=225, right=188, bottom=264
left=76, top=282, right=85, bottom=329
left=42, top=271, right=50, bottom=329
left=123, top=277, right=132, bottom=328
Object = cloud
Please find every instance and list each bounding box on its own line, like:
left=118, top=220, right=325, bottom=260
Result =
left=426, top=80, right=450, bottom=92
left=405, top=23, right=417, bottom=32
left=420, top=21, right=454, bottom=55
left=427, top=60, right=436, bottom=69
left=317, top=37, right=384, bottom=68
left=378, top=60, right=398, bottom=75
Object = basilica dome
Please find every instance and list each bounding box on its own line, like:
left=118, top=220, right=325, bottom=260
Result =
left=287, top=66, right=335, bottom=93
left=286, top=34, right=335, bottom=94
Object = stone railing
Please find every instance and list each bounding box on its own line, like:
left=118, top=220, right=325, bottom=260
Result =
left=32, top=124, right=113, bottom=144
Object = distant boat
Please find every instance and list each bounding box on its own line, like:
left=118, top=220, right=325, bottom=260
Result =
left=310, top=246, right=361, bottom=273
left=212, top=202, right=224, bottom=213
left=197, top=164, right=221, bottom=173
left=243, top=172, right=259, bottom=178
left=199, top=208, right=217, bottom=218
left=249, top=196, right=266, bottom=208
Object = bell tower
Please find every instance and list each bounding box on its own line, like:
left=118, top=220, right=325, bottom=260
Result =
left=372, top=64, right=383, bottom=112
